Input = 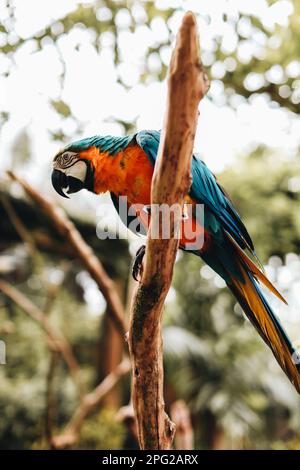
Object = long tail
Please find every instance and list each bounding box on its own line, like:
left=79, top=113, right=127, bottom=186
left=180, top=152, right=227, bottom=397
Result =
left=227, top=241, right=300, bottom=393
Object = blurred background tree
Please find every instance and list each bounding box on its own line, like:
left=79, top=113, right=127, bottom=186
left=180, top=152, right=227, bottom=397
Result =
left=0, top=0, right=300, bottom=450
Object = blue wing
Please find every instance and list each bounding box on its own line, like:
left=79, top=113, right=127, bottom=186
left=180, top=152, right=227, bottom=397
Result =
left=136, top=130, right=254, bottom=253
left=136, top=130, right=160, bottom=166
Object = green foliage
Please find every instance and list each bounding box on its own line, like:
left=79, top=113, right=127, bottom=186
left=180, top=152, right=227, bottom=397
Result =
left=1, top=0, right=299, bottom=136
left=51, top=100, right=71, bottom=118
left=11, top=131, right=31, bottom=169
left=220, top=148, right=300, bottom=260
left=0, top=253, right=103, bottom=449
left=272, top=437, right=300, bottom=450
left=79, top=409, right=125, bottom=450
left=219, top=0, right=300, bottom=114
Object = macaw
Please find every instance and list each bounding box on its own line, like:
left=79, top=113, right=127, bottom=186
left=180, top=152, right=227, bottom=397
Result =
left=51, top=130, right=300, bottom=393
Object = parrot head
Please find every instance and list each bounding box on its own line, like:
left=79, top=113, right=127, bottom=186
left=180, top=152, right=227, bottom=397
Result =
left=51, top=149, right=94, bottom=198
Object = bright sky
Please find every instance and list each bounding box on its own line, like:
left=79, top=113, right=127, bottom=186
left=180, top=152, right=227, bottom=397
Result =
left=0, top=0, right=299, bottom=187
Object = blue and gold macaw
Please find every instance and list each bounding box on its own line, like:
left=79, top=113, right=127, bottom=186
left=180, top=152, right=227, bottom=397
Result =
left=51, top=130, right=300, bottom=393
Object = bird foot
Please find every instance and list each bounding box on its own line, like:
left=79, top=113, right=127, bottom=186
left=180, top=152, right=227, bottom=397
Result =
left=132, top=245, right=146, bottom=282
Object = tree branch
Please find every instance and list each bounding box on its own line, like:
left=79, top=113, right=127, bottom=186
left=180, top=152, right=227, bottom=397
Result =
left=7, top=171, right=127, bottom=337
left=128, top=11, right=209, bottom=450
left=51, top=358, right=131, bottom=449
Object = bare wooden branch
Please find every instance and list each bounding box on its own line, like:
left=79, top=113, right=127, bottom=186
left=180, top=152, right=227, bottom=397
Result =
left=51, top=358, right=131, bottom=449
left=7, top=171, right=127, bottom=337
left=0, top=279, right=83, bottom=398
left=170, top=400, right=194, bottom=450
left=128, top=12, right=209, bottom=450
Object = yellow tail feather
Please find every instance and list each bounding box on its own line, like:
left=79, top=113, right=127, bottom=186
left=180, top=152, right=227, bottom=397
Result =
left=230, top=268, right=300, bottom=393
left=225, top=231, right=287, bottom=305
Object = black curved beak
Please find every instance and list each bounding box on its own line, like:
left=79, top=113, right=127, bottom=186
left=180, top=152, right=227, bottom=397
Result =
left=51, top=169, right=69, bottom=199
left=52, top=160, right=94, bottom=199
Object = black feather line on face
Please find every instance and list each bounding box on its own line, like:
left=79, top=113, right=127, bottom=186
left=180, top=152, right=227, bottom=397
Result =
left=67, top=176, right=84, bottom=194
left=54, top=157, right=78, bottom=170
left=81, top=159, right=95, bottom=192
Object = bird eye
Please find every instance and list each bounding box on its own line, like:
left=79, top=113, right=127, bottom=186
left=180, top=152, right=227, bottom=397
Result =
left=63, top=152, right=72, bottom=162
left=56, top=152, right=77, bottom=168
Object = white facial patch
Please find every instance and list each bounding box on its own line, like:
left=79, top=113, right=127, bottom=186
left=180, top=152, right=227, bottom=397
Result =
left=65, top=160, right=87, bottom=182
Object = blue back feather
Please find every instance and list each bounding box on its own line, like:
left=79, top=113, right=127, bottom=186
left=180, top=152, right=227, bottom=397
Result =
left=66, top=134, right=135, bottom=155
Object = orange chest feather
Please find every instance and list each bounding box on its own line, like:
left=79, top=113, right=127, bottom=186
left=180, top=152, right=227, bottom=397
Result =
left=79, top=145, right=211, bottom=251
left=79, top=145, right=154, bottom=205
